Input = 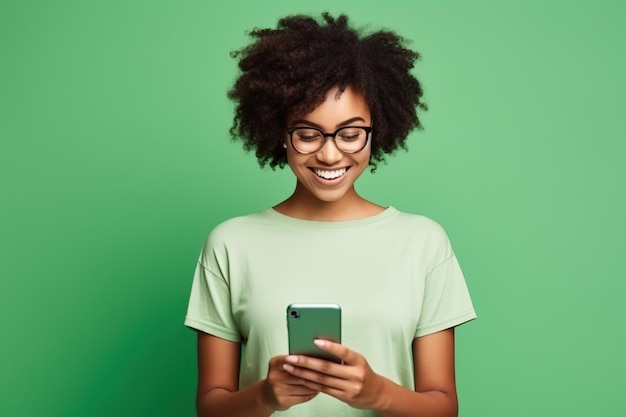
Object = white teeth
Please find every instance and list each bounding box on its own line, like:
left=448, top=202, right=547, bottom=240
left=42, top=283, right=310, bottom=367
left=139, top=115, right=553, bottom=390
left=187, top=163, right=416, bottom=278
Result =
left=314, top=168, right=347, bottom=180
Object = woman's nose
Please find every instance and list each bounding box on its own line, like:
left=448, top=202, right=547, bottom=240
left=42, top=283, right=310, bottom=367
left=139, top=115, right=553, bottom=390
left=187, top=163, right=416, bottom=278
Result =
left=315, top=137, right=343, bottom=164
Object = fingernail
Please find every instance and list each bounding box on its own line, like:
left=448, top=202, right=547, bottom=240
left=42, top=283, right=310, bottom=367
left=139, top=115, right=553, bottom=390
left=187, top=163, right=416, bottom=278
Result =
left=283, top=364, right=294, bottom=372
left=313, top=339, right=326, bottom=347
left=285, top=355, right=298, bottom=363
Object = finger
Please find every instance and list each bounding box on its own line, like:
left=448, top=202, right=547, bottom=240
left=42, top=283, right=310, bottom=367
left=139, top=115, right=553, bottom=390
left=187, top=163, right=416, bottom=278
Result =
left=283, top=363, right=351, bottom=392
left=281, top=368, right=364, bottom=405
left=285, top=386, right=320, bottom=395
left=285, top=355, right=341, bottom=376
left=285, top=354, right=355, bottom=380
left=273, top=371, right=317, bottom=387
left=313, top=339, right=360, bottom=366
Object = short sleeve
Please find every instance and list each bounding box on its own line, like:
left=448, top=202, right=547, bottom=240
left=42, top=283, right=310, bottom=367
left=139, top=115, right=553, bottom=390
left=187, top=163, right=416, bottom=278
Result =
left=415, top=254, right=477, bottom=337
left=184, top=249, right=242, bottom=342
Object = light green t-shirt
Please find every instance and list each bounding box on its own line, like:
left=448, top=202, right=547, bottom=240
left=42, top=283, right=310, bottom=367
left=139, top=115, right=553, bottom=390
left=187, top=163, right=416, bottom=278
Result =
left=185, top=207, right=476, bottom=416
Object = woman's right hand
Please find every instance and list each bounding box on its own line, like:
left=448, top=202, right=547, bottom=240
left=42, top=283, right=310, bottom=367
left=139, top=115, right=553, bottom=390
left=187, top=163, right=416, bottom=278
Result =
left=260, top=355, right=320, bottom=411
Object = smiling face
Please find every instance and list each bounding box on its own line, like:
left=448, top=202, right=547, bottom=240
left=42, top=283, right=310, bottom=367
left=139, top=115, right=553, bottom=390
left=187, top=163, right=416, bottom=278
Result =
left=284, top=86, right=372, bottom=211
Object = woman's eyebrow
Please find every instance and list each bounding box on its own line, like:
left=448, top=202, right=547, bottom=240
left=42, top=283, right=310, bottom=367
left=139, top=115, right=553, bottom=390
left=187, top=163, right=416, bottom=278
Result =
left=289, top=117, right=367, bottom=129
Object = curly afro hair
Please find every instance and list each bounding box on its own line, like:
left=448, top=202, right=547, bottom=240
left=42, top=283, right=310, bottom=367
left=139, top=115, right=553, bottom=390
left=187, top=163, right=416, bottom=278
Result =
left=228, top=12, right=427, bottom=171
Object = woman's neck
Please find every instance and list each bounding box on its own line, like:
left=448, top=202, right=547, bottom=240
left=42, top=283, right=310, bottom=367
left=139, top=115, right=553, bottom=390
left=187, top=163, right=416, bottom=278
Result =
left=273, top=185, right=385, bottom=221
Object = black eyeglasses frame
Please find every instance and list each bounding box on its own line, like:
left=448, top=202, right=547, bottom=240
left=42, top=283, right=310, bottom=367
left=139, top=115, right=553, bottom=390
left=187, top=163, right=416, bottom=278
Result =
left=285, top=125, right=373, bottom=155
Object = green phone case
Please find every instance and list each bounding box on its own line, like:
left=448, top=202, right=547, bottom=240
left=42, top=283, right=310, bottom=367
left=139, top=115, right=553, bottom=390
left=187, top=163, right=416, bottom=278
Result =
left=287, top=303, right=342, bottom=363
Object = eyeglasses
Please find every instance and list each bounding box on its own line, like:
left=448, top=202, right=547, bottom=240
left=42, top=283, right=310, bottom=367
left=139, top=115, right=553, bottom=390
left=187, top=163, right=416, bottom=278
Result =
left=286, top=126, right=372, bottom=154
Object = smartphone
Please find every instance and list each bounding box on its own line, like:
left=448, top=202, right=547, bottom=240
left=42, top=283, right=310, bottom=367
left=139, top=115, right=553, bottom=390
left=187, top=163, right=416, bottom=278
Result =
left=287, top=303, right=342, bottom=363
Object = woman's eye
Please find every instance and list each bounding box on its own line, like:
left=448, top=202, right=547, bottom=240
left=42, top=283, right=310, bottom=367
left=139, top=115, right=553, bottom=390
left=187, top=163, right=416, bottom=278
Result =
left=296, top=131, right=322, bottom=142
left=339, top=133, right=361, bottom=142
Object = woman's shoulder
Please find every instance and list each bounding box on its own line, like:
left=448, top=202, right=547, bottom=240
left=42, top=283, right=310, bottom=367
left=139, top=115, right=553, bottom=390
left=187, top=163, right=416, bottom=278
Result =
left=213, top=210, right=271, bottom=228
left=389, top=208, right=448, bottom=235
left=388, top=209, right=458, bottom=262
left=203, top=209, right=278, bottom=242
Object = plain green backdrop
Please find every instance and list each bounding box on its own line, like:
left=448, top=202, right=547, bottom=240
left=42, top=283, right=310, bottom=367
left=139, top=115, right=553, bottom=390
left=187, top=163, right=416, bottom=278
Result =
left=1, top=1, right=625, bottom=416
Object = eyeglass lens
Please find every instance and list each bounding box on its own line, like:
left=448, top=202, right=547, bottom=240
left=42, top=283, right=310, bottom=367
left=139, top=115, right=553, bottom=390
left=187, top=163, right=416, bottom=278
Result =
left=291, top=127, right=368, bottom=154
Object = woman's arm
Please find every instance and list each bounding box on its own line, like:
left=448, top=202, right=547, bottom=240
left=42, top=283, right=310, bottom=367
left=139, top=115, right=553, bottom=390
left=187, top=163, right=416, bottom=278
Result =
left=375, top=328, right=458, bottom=417
left=282, top=328, right=458, bottom=417
left=196, top=332, right=269, bottom=417
left=196, top=331, right=319, bottom=417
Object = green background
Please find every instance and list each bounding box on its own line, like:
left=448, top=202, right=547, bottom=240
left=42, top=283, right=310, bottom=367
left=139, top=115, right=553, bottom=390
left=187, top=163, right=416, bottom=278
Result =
left=1, top=1, right=624, bottom=416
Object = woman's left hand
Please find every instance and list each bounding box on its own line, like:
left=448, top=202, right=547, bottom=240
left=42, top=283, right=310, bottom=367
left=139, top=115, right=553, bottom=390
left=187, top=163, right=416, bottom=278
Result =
left=282, top=339, right=386, bottom=410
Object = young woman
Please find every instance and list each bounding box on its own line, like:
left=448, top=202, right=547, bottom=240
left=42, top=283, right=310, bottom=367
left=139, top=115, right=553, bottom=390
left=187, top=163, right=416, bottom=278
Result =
left=185, top=13, right=476, bottom=417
